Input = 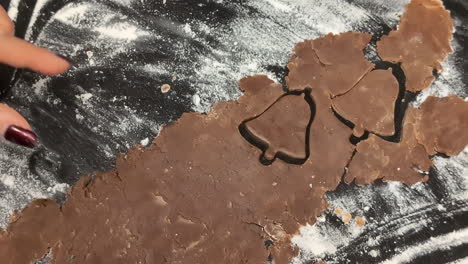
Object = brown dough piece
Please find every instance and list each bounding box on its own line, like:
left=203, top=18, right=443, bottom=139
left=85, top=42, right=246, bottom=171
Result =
left=345, top=95, right=468, bottom=185
left=287, top=32, right=374, bottom=96
left=346, top=107, right=433, bottom=185
left=332, top=69, right=399, bottom=137
left=416, top=96, right=468, bottom=156
left=377, top=0, right=454, bottom=92
left=0, top=200, right=63, bottom=264
left=0, top=74, right=354, bottom=264
left=243, top=93, right=311, bottom=161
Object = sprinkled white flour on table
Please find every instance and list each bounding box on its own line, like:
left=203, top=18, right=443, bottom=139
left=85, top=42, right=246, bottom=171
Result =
left=0, top=144, right=69, bottom=229
left=1, top=0, right=467, bottom=263
left=413, top=38, right=466, bottom=107
left=140, top=137, right=149, bottom=146
left=6, top=0, right=19, bottom=22
left=381, top=227, right=468, bottom=264
left=291, top=147, right=468, bottom=263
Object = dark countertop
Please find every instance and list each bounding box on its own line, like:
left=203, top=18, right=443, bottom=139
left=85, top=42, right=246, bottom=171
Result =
left=0, top=0, right=467, bottom=263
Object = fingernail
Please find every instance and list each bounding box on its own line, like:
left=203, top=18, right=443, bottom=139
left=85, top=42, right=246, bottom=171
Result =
left=4, top=125, right=37, bottom=148
left=56, top=54, right=75, bottom=66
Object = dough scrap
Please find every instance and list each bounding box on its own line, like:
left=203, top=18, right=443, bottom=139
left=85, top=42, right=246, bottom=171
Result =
left=416, top=95, right=468, bottom=156
left=287, top=32, right=374, bottom=96
left=346, top=96, right=468, bottom=185
left=345, top=107, right=433, bottom=185
left=377, top=0, right=454, bottom=92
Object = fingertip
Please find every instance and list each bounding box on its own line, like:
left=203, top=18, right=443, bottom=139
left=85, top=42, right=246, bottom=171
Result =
left=38, top=64, right=72, bottom=76
left=0, top=104, right=37, bottom=148
left=4, top=125, right=37, bottom=148
left=33, top=52, right=72, bottom=76
left=0, top=36, right=72, bottom=75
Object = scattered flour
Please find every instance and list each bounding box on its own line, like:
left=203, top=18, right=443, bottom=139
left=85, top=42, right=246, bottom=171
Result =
left=95, top=22, right=150, bottom=41
left=369, top=249, right=380, bottom=258
left=192, top=94, right=201, bottom=106
left=188, top=0, right=374, bottom=113
left=291, top=224, right=338, bottom=260
left=0, top=145, right=68, bottom=229
left=183, top=23, right=196, bottom=38
left=1, top=176, right=15, bottom=187
left=382, top=227, right=468, bottom=264
left=46, top=183, right=70, bottom=194
left=140, top=138, right=149, bottom=146
left=25, top=0, right=52, bottom=39
left=451, top=257, right=468, bottom=264
left=76, top=93, right=94, bottom=105
left=263, top=0, right=293, bottom=12
left=53, top=2, right=151, bottom=43
left=413, top=39, right=466, bottom=107
left=6, top=0, right=20, bottom=22
left=32, top=77, right=51, bottom=96
left=291, top=146, right=468, bottom=264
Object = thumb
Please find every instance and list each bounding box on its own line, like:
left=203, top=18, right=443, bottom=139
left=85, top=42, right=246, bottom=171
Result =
left=0, top=5, right=14, bottom=36
left=0, top=104, right=36, bottom=148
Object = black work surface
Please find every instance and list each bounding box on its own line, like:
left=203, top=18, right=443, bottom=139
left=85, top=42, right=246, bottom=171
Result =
left=0, top=0, right=467, bottom=263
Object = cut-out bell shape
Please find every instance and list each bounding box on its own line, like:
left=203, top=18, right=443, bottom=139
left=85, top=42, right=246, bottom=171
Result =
left=241, top=92, right=312, bottom=165
left=332, top=69, right=399, bottom=137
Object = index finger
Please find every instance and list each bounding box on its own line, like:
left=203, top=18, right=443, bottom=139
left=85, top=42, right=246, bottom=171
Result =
left=0, top=35, right=71, bottom=75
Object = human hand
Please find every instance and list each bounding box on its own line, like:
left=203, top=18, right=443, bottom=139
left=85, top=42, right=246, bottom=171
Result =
left=0, top=6, right=71, bottom=148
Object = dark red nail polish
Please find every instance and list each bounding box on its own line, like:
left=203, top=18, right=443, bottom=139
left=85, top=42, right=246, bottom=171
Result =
left=4, top=125, right=37, bottom=148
